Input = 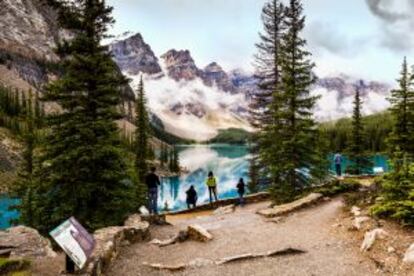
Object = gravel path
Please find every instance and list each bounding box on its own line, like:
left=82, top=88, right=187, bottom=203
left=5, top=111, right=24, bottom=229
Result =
left=108, top=198, right=378, bottom=276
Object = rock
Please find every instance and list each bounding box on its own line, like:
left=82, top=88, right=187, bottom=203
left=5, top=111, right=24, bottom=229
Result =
left=257, top=193, right=323, bottom=218
left=187, top=225, right=213, bottom=242
left=188, top=258, right=214, bottom=268
left=217, top=248, right=306, bottom=265
left=213, top=204, right=235, bottom=216
left=139, top=206, right=149, bottom=215
left=143, top=262, right=186, bottom=271
left=141, top=214, right=169, bottom=225
left=82, top=218, right=150, bottom=275
left=360, top=228, right=388, bottom=252
left=353, top=216, right=370, bottom=230
left=403, top=243, right=414, bottom=263
left=387, top=246, right=396, bottom=254
left=0, top=226, right=56, bottom=258
left=124, top=214, right=142, bottom=226
left=351, top=206, right=362, bottom=217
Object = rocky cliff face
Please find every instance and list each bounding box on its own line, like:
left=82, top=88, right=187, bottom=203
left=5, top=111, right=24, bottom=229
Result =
left=0, top=0, right=62, bottom=62
left=0, top=0, right=64, bottom=89
left=161, top=49, right=203, bottom=81
left=203, top=62, right=236, bottom=93
left=109, top=33, right=162, bottom=76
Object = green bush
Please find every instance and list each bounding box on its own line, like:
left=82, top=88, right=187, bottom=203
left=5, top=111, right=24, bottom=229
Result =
left=371, top=161, right=414, bottom=225
left=0, top=258, right=30, bottom=274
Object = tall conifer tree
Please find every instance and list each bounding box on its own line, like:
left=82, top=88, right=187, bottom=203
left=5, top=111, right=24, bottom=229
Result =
left=135, top=76, right=150, bottom=181
left=347, top=82, right=372, bottom=175
left=28, top=0, right=135, bottom=232
left=387, top=57, right=414, bottom=158
left=266, top=0, right=319, bottom=202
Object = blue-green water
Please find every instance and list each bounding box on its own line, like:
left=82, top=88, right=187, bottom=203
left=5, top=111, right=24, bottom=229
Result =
left=159, top=144, right=250, bottom=211
left=329, top=154, right=389, bottom=175
left=0, top=197, right=20, bottom=229
left=0, top=146, right=390, bottom=228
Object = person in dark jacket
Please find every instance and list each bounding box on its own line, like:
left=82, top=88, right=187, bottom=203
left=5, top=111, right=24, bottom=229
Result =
left=145, top=167, right=161, bottom=214
left=186, top=185, right=198, bottom=209
left=237, top=178, right=246, bottom=206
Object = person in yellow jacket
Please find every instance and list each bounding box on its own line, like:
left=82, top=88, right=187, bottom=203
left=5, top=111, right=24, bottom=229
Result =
left=206, top=171, right=218, bottom=203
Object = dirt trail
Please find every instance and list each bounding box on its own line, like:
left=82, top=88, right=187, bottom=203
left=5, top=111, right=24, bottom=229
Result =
left=108, top=198, right=378, bottom=276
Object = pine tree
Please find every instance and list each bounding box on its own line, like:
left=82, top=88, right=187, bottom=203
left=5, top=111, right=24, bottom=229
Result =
left=251, top=0, right=286, bottom=183
left=387, top=57, right=414, bottom=158
left=135, top=76, right=150, bottom=181
left=14, top=92, right=36, bottom=226
left=346, top=82, right=372, bottom=175
left=25, top=0, right=136, bottom=232
left=263, top=0, right=319, bottom=203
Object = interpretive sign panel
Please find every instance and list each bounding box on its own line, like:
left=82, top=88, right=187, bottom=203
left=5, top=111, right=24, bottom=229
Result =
left=50, top=217, right=95, bottom=269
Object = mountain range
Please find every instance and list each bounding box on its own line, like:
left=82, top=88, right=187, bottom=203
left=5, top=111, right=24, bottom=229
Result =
left=109, top=32, right=392, bottom=140
left=0, top=0, right=392, bottom=142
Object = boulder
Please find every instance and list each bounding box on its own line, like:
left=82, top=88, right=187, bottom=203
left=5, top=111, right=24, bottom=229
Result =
left=213, top=205, right=235, bottom=216
left=187, top=225, right=213, bottom=242
left=257, top=193, right=323, bottom=218
left=0, top=226, right=56, bottom=258
left=403, top=243, right=414, bottom=263
left=82, top=216, right=150, bottom=275
left=360, top=228, right=388, bottom=252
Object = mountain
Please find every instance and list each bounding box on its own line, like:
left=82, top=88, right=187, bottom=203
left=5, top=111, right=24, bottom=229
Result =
left=109, top=32, right=393, bottom=141
left=312, top=75, right=390, bottom=122
left=109, top=33, right=162, bottom=76
left=110, top=34, right=253, bottom=141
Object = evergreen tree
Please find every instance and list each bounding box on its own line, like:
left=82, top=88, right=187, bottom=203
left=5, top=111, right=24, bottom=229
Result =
left=261, top=0, right=319, bottom=203
left=346, top=82, right=372, bottom=175
left=251, top=0, right=286, bottom=183
left=387, top=57, right=414, bottom=158
left=135, top=76, right=150, bottom=181
left=14, top=92, right=36, bottom=226
left=25, top=0, right=136, bottom=232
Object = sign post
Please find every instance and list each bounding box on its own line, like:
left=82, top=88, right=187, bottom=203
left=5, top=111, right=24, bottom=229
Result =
left=50, top=217, right=96, bottom=272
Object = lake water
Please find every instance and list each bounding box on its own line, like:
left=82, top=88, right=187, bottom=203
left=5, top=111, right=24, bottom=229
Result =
left=159, top=144, right=250, bottom=212
left=0, top=197, right=20, bottom=229
left=0, top=146, right=389, bottom=228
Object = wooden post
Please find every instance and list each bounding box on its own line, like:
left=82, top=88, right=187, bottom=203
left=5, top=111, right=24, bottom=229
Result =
left=65, top=254, right=76, bottom=274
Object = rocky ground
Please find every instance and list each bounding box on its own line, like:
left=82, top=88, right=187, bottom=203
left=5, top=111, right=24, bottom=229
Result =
left=107, top=197, right=409, bottom=276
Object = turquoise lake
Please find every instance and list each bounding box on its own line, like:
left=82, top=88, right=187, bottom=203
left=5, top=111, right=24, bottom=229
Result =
left=0, top=145, right=389, bottom=228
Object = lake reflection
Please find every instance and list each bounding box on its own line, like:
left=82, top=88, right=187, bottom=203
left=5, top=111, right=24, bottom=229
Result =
left=159, top=144, right=250, bottom=211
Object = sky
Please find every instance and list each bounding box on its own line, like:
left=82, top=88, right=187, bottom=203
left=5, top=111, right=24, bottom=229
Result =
left=106, top=0, right=414, bottom=83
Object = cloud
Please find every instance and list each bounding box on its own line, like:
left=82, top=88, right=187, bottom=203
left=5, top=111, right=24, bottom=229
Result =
left=306, top=21, right=370, bottom=57
left=365, top=0, right=408, bottom=23
left=365, top=0, right=414, bottom=52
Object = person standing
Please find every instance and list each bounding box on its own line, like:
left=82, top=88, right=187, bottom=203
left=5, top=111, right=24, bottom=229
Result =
left=334, top=153, right=343, bottom=177
left=145, top=167, right=161, bottom=214
left=206, top=171, right=218, bottom=203
left=186, top=185, right=198, bottom=209
left=236, top=178, right=246, bottom=206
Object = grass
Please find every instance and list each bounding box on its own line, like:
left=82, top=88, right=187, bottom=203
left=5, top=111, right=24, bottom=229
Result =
left=0, top=258, right=30, bottom=275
